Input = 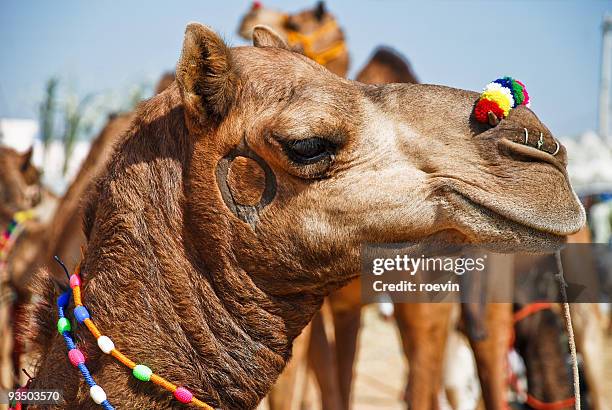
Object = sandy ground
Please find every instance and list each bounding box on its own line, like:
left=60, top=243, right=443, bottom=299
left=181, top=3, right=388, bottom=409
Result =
left=261, top=304, right=612, bottom=410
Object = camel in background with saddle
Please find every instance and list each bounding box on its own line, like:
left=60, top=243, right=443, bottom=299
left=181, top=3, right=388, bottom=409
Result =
left=0, top=146, right=57, bottom=388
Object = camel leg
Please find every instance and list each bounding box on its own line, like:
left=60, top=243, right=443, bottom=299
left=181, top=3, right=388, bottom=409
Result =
left=395, top=303, right=453, bottom=410
left=328, top=279, right=362, bottom=410
left=466, top=303, right=512, bottom=410
left=570, top=303, right=609, bottom=410
left=442, top=306, right=480, bottom=410
left=307, top=304, right=344, bottom=410
left=267, top=323, right=311, bottom=410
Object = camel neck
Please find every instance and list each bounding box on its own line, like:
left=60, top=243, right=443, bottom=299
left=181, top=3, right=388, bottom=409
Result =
left=78, top=235, right=314, bottom=409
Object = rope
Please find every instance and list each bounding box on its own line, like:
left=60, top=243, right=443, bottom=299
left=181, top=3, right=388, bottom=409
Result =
left=554, top=251, right=580, bottom=410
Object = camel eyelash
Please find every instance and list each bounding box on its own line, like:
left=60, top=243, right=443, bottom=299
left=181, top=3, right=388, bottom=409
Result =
left=281, top=137, right=337, bottom=165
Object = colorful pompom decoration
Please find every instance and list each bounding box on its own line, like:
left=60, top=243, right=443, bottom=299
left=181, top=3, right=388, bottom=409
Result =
left=474, top=77, right=530, bottom=124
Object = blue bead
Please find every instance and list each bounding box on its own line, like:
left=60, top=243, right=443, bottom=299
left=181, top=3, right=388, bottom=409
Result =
left=74, top=305, right=90, bottom=323
left=57, top=291, right=71, bottom=308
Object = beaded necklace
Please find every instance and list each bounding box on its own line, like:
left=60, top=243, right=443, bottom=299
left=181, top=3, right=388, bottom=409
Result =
left=0, top=209, right=36, bottom=274
left=55, top=257, right=215, bottom=409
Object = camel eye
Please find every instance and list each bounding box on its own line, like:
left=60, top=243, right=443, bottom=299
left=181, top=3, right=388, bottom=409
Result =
left=282, top=137, right=335, bottom=165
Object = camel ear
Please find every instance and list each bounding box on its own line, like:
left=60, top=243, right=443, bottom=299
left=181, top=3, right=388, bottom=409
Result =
left=314, top=1, right=326, bottom=20
left=252, top=25, right=289, bottom=49
left=176, top=23, right=238, bottom=123
left=487, top=111, right=500, bottom=127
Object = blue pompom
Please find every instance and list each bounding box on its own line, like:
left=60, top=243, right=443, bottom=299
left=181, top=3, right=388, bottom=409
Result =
left=74, top=305, right=91, bottom=323
left=57, top=291, right=71, bottom=308
left=493, top=77, right=513, bottom=92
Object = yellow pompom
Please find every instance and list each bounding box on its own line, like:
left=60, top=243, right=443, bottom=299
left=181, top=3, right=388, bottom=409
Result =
left=480, top=89, right=512, bottom=117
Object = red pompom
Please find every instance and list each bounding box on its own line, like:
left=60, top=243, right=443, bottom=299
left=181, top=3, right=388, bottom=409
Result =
left=252, top=1, right=262, bottom=9
left=474, top=98, right=504, bottom=123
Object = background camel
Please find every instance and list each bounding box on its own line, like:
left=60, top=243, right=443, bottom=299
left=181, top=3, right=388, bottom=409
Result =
left=26, top=23, right=583, bottom=409
left=0, top=146, right=53, bottom=389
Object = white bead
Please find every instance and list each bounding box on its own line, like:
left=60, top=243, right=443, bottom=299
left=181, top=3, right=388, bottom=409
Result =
left=90, top=385, right=107, bottom=404
left=97, top=336, right=115, bottom=354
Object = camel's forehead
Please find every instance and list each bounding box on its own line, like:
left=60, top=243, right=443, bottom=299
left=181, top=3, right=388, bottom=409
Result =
left=232, top=46, right=351, bottom=93
left=230, top=48, right=483, bottom=133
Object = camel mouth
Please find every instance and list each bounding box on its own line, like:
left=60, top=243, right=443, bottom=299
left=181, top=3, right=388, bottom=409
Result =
left=448, top=191, right=571, bottom=252
left=430, top=151, right=585, bottom=241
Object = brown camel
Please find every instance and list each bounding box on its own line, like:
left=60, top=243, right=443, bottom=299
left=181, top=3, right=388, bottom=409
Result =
left=26, top=24, right=583, bottom=409
left=238, top=1, right=418, bottom=84
left=0, top=146, right=47, bottom=388
left=513, top=304, right=574, bottom=409
left=240, top=3, right=589, bottom=410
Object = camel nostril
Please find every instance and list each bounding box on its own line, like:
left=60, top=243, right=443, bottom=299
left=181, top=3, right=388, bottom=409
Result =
left=496, top=128, right=568, bottom=169
left=517, top=128, right=561, bottom=156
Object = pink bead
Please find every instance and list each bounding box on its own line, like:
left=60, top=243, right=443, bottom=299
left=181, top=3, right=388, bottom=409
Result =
left=68, top=349, right=85, bottom=366
left=173, top=387, right=193, bottom=404
left=69, top=274, right=81, bottom=288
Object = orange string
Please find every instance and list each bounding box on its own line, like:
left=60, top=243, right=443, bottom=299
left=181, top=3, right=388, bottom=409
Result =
left=110, top=349, right=136, bottom=369
left=513, top=302, right=553, bottom=323
left=72, top=286, right=82, bottom=306
left=190, top=397, right=214, bottom=409
left=526, top=394, right=575, bottom=410
left=150, top=373, right=177, bottom=392
left=83, top=318, right=101, bottom=339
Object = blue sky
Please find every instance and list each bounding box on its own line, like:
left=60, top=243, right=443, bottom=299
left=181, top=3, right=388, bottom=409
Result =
left=1, top=0, right=610, bottom=137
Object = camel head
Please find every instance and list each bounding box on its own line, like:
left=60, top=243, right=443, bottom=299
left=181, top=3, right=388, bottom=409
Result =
left=0, top=146, right=41, bottom=216
left=238, top=1, right=288, bottom=40
left=177, top=24, right=584, bottom=296
left=237, top=1, right=349, bottom=76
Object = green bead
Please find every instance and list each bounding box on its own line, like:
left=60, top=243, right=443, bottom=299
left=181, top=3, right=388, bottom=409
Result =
left=57, top=317, right=71, bottom=333
left=132, top=364, right=152, bottom=381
